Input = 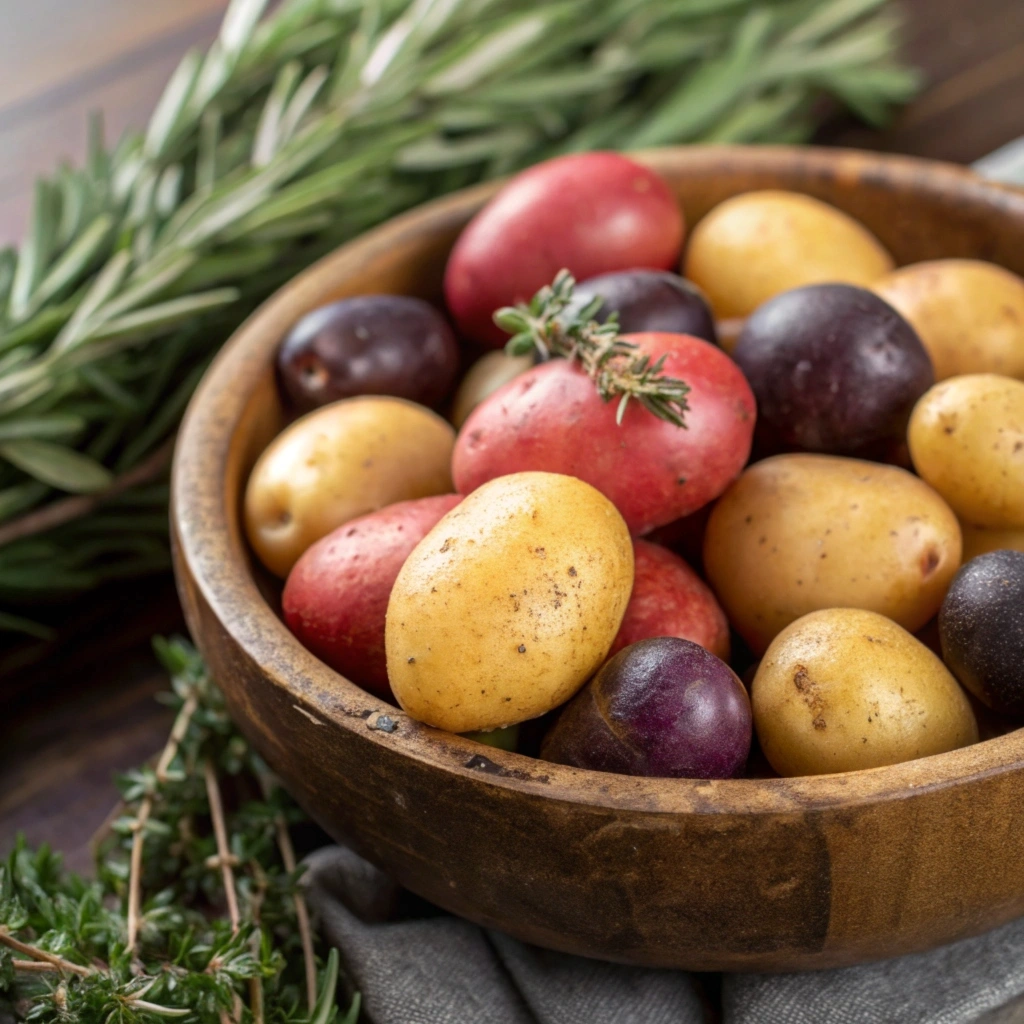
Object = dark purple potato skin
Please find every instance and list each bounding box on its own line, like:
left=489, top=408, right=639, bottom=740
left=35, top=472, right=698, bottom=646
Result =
left=939, top=550, right=1024, bottom=716
left=540, top=637, right=751, bottom=779
left=277, top=295, right=460, bottom=413
left=568, top=270, right=718, bottom=345
left=733, top=283, right=934, bottom=457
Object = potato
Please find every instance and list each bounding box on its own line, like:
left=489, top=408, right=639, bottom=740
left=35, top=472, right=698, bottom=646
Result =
left=908, top=374, right=1024, bottom=529
left=610, top=539, right=729, bottom=662
left=445, top=153, right=684, bottom=347
left=245, top=397, right=455, bottom=576
left=453, top=332, right=755, bottom=535
left=451, top=351, right=534, bottom=428
left=733, top=283, right=932, bottom=459
left=282, top=494, right=461, bottom=698
left=386, top=472, right=633, bottom=732
left=683, top=191, right=894, bottom=320
left=872, top=259, right=1024, bottom=381
left=960, top=520, right=1024, bottom=561
left=703, top=454, right=962, bottom=654
left=752, top=608, right=977, bottom=776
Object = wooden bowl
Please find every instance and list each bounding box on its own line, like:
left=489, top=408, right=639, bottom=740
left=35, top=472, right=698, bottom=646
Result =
left=172, top=146, right=1024, bottom=972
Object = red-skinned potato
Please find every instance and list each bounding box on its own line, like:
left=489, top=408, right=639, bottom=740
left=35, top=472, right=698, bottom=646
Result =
left=452, top=332, right=756, bottom=534
left=610, top=540, right=730, bottom=661
left=282, top=494, right=461, bottom=699
left=444, top=153, right=684, bottom=347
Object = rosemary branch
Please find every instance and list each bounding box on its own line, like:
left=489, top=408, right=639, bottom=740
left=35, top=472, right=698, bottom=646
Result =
left=497, top=270, right=692, bottom=427
left=0, top=0, right=919, bottom=627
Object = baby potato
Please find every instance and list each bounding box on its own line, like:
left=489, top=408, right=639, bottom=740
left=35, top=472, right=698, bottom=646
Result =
left=752, top=608, right=977, bottom=776
left=245, top=397, right=455, bottom=576
left=683, top=190, right=894, bottom=320
left=703, top=455, right=962, bottom=654
left=872, top=260, right=1024, bottom=381
left=908, top=374, right=1024, bottom=529
left=451, top=351, right=534, bottom=428
left=960, top=520, right=1024, bottom=561
left=386, top=472, right=634, bottom=733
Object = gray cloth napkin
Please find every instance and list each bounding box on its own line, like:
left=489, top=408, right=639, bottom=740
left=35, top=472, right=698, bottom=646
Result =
left=304, top=845, right=1024, bottom=1024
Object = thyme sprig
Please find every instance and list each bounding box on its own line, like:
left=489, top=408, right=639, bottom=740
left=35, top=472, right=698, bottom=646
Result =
left=0, top=0, right=920, bottom=626
left=497, top=270, right=692, bottom=427
left=0, top=638, right=356, bottom=1024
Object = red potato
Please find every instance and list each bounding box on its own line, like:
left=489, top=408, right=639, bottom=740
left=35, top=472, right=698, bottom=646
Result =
left=610, top=540, right=730, bottom=661
left=452, top=332, right=756, bottom=534
left=444, top=153, right=684, bottom=347
left=282, top=494, right=461, bottom=699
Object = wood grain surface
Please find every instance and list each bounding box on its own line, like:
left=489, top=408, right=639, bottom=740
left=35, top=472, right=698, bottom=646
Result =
left=1, top=0, right=1023, bottom=881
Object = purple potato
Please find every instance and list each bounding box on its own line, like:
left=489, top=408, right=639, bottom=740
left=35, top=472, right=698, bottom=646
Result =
left=540, top=637, right=751, bottom=779
left=939, top=550, right=1024, bottom=716
left=567, top=270, right=718, bottom=344
left=277, top=295, right=460, bottom=413
left=733, top=283, right=933, bottom=458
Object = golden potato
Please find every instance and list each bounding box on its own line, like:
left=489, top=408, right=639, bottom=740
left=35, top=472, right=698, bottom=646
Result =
left=872, top=260, right=1024, bottom=381
left=386, top=472, right=633, bottom=733
left=960, top=520, right=1024, bottom=561
left=703, top=454, right=962, bottom=654
left=752, top=608, right=977, bottom=776
left=683, top=190, right=893, bottom=320
left=451, top=351, right=534, bottom=428
left=245, top=397, right=454, bottom=576
left=908, top=374, right=1024, bottom=529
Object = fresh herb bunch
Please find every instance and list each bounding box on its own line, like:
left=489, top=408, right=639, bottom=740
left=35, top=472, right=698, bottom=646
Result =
left=0, top=0, right=920, bottom=629
left=497, top=270, right=693, bottom=427
left=0, top=638, right=353, bottom=1024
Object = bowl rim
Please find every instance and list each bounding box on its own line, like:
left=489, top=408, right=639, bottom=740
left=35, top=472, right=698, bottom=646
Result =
left=172, top=143, right=1024, bottom=821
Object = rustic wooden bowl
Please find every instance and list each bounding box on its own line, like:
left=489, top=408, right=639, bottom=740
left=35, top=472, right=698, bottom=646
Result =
left=172, top=146, right=1024, bottom=972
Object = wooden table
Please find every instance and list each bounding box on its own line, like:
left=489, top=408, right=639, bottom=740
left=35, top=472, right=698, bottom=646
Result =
left=2, top=0, right=1024, bottom=874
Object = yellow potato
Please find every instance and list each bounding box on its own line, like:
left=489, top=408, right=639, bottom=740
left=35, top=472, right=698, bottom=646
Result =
left=703, top=454, right=961, bottom=654
left=960, top=520, right=1024, bottom=561
left=245, top=397, right=454, bottom=577
left=683, top=190, right=894, bottom=320
left=908, top=374, right=1024, bottom=529
left=386, top=471, right=633, bottom=733
left=872, top=259, right=1024, bottom=381
left=451, top=351, right=534, bottom=428
left=752, top=608, right=977, bottom=776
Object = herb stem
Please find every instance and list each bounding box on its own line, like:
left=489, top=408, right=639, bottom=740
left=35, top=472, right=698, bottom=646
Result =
left=0, top=928, right=93, bottom=977
left=204, top=756, right=241, bottom=934
left=126, top=686, right=199, bottom=955
left=258, top=770, right=317, bottom=1010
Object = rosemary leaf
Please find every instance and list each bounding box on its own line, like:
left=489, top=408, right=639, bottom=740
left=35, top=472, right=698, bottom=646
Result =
left=0, top=439, right=113, bottom=494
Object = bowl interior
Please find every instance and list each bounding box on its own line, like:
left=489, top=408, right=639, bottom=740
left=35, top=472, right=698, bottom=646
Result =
left=175, top=145, right=1024, bottom=819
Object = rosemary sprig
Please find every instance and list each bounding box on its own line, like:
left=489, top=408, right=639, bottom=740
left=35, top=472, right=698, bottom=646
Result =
left=497, top=270, right=692, bottom=427
left=0, top=0, right=920, bottom=626
left=0, top=638, right=356, bottom=1024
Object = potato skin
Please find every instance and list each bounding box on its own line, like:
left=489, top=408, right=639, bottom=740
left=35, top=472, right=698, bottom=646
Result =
left=752, top=608, right=977, bottom=776
left=453, top=332, right=756, bottom=535
left=610, top=539, right=729, bottom=661
left=282, top=494, right=461, bottom=698
left=386, top=472, right=634, bottom=733
left=451, top=351, right=534, bottom=429
left=703, top=455, right=962, bottom=654
left=872, top=260, right=1024, bottom=381
left=683, top=190, right=893, bottom=320
left=444, top=153, right=684, bottom=348
left=733, top=283, right=933, bottom=459
left=908, top=374, right=1024, bottom=529
left=244, top=397, right=455, bottom=577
